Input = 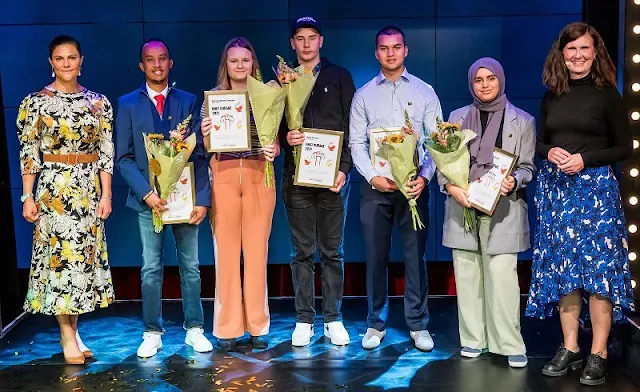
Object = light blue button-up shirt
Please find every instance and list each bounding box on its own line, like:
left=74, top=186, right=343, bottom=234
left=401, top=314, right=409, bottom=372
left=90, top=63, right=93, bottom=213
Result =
left=349, top=68, right=442, bottom=184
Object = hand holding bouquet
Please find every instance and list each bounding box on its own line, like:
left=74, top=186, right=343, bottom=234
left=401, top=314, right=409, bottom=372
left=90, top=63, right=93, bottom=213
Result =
left=424, top=118, right=477, bottom=232
left=143, top=115, right=196, bottom=232
left=376, top=130, right=425, bottom=231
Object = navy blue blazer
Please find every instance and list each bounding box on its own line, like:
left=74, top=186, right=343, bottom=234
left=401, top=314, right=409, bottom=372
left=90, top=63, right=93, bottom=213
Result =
left=115, top=84, right=211, bottom=212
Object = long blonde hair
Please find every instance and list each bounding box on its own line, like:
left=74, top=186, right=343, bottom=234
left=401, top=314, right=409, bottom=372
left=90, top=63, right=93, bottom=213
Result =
left=217, top=37, right=261, bottom=90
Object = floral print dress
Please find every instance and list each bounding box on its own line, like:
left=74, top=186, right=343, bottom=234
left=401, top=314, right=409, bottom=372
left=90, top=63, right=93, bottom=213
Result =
left=17, top=87, right=115, bottom=315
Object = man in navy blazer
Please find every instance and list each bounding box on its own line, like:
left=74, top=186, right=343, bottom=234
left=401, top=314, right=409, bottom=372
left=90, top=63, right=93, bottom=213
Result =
left=116, top=39, right=212, bottom=358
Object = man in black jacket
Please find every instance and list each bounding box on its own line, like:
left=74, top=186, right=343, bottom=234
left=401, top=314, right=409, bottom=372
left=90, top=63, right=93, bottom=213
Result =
left=280, top=15, right=356, bottom=347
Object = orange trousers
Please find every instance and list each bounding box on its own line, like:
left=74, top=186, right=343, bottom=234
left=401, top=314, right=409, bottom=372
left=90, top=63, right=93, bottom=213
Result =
left=210, top=156, right=275, bottom=339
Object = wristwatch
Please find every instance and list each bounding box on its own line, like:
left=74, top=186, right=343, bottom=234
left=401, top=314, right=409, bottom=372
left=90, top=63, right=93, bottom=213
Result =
left=20, top=193, right=33, bottom=202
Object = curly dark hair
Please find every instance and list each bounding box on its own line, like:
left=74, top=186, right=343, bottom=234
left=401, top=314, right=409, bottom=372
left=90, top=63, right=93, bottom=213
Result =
left=542, top=22, right=616, bottom=95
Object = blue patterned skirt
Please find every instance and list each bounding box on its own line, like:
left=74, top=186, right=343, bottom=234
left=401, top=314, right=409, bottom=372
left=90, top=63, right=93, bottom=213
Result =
left=526, top=161, right=635, bottom=322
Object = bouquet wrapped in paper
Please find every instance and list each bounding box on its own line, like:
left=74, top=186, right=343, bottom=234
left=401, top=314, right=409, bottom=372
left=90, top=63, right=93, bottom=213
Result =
left=424, top=118, right=477, bottom=232
left=247, top=69, right=286, bottom=187
left=143, top=115, right=196, bottom=233
left=376, top=131, right=425, bottom=231
left=274, top=55, right=316, bottom=167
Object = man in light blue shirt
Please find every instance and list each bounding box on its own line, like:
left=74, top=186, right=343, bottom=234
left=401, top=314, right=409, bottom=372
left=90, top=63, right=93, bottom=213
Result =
left=349, top=26, right=442, bottom=351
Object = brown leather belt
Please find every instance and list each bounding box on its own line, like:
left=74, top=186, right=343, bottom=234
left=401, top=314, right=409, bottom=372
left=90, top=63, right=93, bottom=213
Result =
left=43, top=153, right=98, bottom=164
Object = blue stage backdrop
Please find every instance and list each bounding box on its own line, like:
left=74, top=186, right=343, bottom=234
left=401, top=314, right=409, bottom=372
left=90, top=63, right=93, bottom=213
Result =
left=1, top=0, right=582, bottom=267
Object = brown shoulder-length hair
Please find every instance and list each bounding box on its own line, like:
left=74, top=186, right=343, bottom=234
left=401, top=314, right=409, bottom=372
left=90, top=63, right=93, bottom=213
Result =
left=217, top=37, right=261, bottom=90
left=542, top=22, right=617, bottom=95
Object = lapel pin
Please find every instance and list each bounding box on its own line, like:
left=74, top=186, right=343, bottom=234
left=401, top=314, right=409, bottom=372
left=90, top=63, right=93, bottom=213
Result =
left=408, top=102, right=413, bottom=106
left=324, top=87, right=328, bottom=93
left=508, top=134, right=512, bottom=138
left=168, top=116, right=172, bottom=120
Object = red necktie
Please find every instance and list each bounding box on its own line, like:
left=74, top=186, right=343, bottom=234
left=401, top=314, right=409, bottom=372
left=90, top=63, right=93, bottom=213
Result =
left=154, top=94, right=165, bottom=116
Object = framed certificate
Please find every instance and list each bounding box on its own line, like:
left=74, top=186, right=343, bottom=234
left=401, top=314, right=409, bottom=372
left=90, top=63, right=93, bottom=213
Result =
left=369, top=127, right=400, bottom=182
left=294, top=128, right=344, bottom=188
left=467, top=147, right=518, bottom=215
left=162, top=163, right=196, bottom=224
left=204, top=90, right=252, bottom=152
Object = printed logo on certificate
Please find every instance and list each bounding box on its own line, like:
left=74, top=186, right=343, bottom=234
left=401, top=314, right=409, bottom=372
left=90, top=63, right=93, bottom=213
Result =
left=204, top=90, right=251, bottom=152
left=294, top=128, right=343, bottom=188
left=369, top=127, right=400, bottom=182
left=467, top=147, right=518, bottom=215
left=162, top=163, right=196, bottom=224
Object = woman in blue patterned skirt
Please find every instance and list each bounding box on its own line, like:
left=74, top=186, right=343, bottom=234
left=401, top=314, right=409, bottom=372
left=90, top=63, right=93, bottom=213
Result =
left=526, top=22, right=635, bottom=386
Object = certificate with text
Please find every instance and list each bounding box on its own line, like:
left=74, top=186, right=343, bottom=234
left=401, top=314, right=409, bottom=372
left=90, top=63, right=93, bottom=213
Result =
left=204, top=90, right=251, bottom=152
left=294, top=128, right=343, bottom=188
left=162, top=163, right=196, bottom=224
left=467, top=147, right=518, bottom=215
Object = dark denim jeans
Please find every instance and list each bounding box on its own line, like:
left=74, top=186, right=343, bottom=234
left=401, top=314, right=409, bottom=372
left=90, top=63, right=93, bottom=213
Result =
left=282, top=173, right=350, bottom=324
left=138, top=210, right=204, bottom=333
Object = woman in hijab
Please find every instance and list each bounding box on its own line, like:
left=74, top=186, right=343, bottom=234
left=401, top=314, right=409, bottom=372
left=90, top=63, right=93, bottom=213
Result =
left=437, top=57, right=536, bottom=368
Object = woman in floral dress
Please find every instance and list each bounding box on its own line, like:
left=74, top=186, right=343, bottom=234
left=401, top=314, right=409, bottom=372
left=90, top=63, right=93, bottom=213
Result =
left=526, top=23, right=634, bottom=386
left=17, top=35, right=115, bottom=365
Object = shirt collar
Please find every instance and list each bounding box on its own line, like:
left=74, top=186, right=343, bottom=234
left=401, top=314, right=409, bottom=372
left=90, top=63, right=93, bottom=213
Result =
left=146, top=83, right=169, bottom=99
left=376, top=67, right=410, bottom=85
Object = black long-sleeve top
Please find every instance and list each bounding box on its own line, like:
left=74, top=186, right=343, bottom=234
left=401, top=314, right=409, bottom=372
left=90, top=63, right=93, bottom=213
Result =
left=536, top=75, right=632, bottom=167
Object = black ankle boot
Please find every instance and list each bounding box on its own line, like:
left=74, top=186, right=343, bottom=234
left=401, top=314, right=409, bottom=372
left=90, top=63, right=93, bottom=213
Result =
left=542, top=346, right=583, bottom=377
left=580, top=353, right=607, bottom=386
left=251, top=335, right=268, bottom=349
left=218, top=338, right=236, bottom=352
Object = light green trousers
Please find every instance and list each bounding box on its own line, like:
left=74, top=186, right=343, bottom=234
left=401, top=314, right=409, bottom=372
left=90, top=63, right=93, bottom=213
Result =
left=452, top=215, right=526, bottom=356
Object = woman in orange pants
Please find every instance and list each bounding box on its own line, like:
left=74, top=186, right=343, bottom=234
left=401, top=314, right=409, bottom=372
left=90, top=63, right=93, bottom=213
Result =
left=201, top=37, right=279, bottom=351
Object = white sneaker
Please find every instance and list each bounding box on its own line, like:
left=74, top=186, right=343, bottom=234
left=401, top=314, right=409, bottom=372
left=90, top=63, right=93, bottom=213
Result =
left=291, top=323, right=314, bottom=347
left=324, top=321, right=350, bottom=346
left=137, top=332, right=163, bottom=358
left=362, top=328, right=386, bottom=350
left=410, top=330, right=434, bottom=352
left=185, top=327, right=213, bottom=353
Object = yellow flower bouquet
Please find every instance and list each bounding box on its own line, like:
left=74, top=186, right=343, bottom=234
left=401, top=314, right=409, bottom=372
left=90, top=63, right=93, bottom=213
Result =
left=376, top=130, right=424, bottom=231
left=143, top=115, right=196, bottom=232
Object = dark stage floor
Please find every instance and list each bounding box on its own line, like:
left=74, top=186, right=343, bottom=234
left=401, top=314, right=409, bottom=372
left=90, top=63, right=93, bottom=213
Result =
left=0, top=297, right=638, bottom=391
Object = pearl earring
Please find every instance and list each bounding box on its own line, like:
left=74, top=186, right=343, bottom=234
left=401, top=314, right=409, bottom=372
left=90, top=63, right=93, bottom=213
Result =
left=78, top=68, right=82, bottom=76
left=51, top=69, right=55, bottom=78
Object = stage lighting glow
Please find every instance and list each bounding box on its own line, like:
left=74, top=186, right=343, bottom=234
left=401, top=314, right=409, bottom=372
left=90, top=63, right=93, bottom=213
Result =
left=632, top=111, right=640, bottom=120
left=631, top=168, right=640, bottom=177
left=630, top=224, right=638, bottom=234
left=634, top=139, right=639, bottom=149
left=633, top=280, right=637, bottom=289
left=631, top=196, right=639, bottom=205
left=633, top=83, right=640, bottom=92
left=636, top=0, right=640, bottom=5
left=634, top=25, right=640, bottom=34
left=630, top=252, right=638, bottom=262
left=634, top=54, right=640, bottom=63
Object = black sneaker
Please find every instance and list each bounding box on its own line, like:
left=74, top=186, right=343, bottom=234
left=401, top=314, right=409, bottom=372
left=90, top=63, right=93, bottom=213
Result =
left=580, top=353, right=607, bottom=386
left=251, top=335, right=268, bottom=349
left=542, top=346, right=583, bottom=377
left=218, top=338, right=236, bottom=352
